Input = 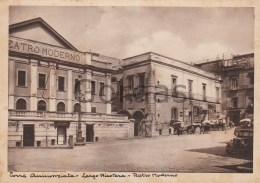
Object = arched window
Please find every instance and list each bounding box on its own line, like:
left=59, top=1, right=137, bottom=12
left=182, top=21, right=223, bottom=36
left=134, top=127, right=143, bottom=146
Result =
left=37, top=100, right=46, bottom=111
left=16, top=98, right=27, bottom=110
left=74, top=103, right=81, bottom=112
left=57, top=102, right=65, bottom=112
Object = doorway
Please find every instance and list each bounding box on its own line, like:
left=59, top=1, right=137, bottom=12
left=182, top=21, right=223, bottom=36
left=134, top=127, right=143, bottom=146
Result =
left=133, top=111, right=145, bottom=137
left=57, top=126, right=67, bottom=145
left=229, top=111, right=240, bottom=126
left=86, top=125, right=94, bottom=142
left=23, top=124, right=35, bottom=146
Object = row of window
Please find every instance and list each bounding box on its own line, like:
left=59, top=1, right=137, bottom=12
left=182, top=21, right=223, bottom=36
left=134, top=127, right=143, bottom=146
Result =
left=173, top=77, right=219, bottom=100
left=15, top=98, right=97, bottom=113
left=17, top=70, right=105, bottom=95
left=126, top=74, right=220, bottom=100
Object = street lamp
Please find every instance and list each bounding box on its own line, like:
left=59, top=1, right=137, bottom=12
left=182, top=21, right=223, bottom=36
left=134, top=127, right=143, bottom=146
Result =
left=74, top=75, right=85, bottom=145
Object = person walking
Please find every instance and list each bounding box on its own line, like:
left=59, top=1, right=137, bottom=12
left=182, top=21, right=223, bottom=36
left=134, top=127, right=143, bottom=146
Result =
left=191, top=125, right=195, bottom=134
left=177, top=126, right=181, bottom=136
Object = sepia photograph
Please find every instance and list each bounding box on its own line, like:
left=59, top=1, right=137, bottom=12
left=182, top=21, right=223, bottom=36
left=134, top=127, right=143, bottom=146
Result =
left=7, top=6, right=254, bottom=174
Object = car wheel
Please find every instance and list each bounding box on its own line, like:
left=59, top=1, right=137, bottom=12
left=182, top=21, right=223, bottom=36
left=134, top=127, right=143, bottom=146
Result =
left=225, top=144, right=233, bottom=155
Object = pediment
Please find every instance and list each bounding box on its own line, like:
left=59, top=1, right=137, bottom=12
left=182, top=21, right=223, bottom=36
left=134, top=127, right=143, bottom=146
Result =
left=9, top=18, right=77, bottom=51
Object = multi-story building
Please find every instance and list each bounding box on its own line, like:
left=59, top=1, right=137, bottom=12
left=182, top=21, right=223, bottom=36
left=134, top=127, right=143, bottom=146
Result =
left=195, top=53, right=254, bottom=125
left=112, top=52, right=222, bottom=137
left=8, top=18, right=133, bottom=148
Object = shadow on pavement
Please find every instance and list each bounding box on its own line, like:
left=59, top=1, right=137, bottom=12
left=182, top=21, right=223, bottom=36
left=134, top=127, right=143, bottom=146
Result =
left=215, top=162, right=253, bottom=173
left=187, top=146, right=253, bottom=161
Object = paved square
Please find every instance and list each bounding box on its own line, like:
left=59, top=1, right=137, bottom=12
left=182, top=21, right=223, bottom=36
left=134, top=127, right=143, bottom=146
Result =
left=8, top=129, right=252, bottom=173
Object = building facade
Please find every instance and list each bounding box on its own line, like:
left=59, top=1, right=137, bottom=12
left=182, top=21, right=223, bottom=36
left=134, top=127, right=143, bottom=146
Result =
left=8, top=18, right=133, bottom=148
left=195, top=53, right=254, bottom=125
left=112, top=52, right=222, bottom=137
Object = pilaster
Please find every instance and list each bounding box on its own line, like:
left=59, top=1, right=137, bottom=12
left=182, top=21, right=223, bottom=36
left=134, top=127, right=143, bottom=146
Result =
left=122, top=73, right=127, bottom=110
left=30, top=59, right=38, bottom=111
left=146, top=63, right=156, bottom=136
left=85, top=69, right=92, bottom=112
left=67, top=70, right=73, bottom=112
left=49, top=63, right=56, bottom=111
left=106, top=73, right=111, bottom=114
left=8, top=60, right=15, bottom=109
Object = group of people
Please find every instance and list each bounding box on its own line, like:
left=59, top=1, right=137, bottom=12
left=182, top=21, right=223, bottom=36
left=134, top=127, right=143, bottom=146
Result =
left=172, top=117, right=238, bottom=136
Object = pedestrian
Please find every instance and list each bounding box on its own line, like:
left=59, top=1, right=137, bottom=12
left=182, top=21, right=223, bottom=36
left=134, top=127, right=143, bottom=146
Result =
left=224, top=124, right=227, bottom=134
left=191, top=125, right=195, bottom=134
left=177, top=127, right=181, bottom=136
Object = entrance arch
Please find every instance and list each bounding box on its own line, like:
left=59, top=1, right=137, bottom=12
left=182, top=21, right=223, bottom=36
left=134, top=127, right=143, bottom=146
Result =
left=133, top=111, right=145, bottom=136
left=118, top=110, right=131, bottom=119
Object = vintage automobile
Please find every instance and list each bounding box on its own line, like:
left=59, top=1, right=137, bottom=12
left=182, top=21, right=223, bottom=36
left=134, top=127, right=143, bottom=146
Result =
left=217, top=118, right=226, bottom=131
left=234, top=119, right=251, bottom=136
left=201, top=120, right=211, bottom=134
left=209, top=120, right=218, bottom=131
left=225, top=120, right=253, bottom=155
left=170, top=119, right=182, bottom=135
left=186, top=123, right=201, bottom=134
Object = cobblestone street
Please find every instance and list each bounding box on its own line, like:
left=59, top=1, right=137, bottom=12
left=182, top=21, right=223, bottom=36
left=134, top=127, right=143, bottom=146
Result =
left=8, top=129, right=253, bottom=173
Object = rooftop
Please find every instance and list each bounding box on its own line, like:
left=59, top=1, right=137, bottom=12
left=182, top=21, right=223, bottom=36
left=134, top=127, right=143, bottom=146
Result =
left=123, top=52, right=221, bottom=80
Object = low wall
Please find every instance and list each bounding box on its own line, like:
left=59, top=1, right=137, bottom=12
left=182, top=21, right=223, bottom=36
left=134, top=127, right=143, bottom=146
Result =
left=8, top=120, right=134, bottom=148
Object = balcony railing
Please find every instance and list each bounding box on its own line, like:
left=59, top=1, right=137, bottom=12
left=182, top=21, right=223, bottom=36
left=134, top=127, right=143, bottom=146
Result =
left=8, top=110, right=128, bottom=122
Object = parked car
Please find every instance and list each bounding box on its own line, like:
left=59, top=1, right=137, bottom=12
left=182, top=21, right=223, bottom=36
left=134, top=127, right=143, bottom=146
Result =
left=201, top=120, right=211, bottom=134
left=170, top=120, right=182, bottom=135
left=217, top=118, right=226, bottom=131
left=209, top=120, right=218, bottom=131
left=225, top=119, right=253, bottom=155
left=234, top=119, right=252, bottom=136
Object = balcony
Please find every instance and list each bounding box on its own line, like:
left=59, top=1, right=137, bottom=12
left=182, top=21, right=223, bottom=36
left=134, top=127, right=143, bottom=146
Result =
left=170, top=89, right=178, bottom=97
left=8, top=110, right=128, bottom=122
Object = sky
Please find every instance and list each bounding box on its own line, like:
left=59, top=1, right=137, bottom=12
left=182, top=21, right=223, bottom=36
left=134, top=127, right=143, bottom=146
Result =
left=9, top=6, right=254, bottom=63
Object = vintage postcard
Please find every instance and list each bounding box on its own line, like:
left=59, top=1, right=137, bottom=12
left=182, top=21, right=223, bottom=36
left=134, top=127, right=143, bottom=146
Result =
left=0, top=0, right=259, bottom=183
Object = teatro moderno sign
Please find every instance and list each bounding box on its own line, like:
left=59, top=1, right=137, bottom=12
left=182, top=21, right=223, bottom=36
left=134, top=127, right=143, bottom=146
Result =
left=9, top=37, right=85, bottom=63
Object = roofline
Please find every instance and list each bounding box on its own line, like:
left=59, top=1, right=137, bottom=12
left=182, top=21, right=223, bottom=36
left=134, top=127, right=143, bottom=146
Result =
left=9, top=17, right=78, bottom=51
left=123, top=52, right=221, bottom=78
left=195, top=59, right=223, bottom=66
left=195, top=52, right=254, bottom=66
left=233, top=53, right=254, bottom=59
left=124, top=52, right=192, bottom=66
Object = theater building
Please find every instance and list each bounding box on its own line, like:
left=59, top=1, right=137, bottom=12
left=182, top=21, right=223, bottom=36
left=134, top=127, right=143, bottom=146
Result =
left=112, top=52, right=222, bottom=137
left=195, top=53, right=254, bottom=125
left=8, top=18, right=133, bottom=148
